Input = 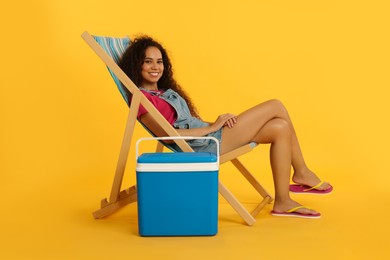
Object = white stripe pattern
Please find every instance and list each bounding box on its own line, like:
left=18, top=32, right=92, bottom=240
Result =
left=93, top=35, right=131, bottom=105
left=136, top=162, right=219, bottom=172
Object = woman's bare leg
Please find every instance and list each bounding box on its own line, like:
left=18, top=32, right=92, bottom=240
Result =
left=221, top=99, right=330, bottom=190
left=220, top=99, right=332, bottom=214
left=222, top=116, right=317, bottom=214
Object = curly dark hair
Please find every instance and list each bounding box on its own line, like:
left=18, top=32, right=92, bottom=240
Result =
left=118, top=35, right=199, bottom=118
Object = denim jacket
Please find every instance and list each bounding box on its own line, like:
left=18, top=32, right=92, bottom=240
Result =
left=140, top=88, right=222, bottom=153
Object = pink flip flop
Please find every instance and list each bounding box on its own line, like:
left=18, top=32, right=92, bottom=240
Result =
left=271, top=206, right=321, bottom=219
left=289, top=181, right=333, bottom=194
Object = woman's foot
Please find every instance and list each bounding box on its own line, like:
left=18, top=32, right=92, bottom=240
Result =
left=292, top=168, right=331, bottom=191
left=272, top=198, right=320, bottom=218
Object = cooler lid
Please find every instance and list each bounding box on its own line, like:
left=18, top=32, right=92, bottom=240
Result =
left=136, top=152, right=219, bottom=172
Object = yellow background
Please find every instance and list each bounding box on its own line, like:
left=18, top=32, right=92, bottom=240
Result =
left=1, top=0, right=390, bottom=259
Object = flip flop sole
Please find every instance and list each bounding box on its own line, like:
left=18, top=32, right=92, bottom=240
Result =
left=271, top=211, right=321, bottom=219
left=289, top=184, right=333, bottom=194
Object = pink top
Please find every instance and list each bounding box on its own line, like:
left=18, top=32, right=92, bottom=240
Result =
left=137, top=89, right=177, bottom=125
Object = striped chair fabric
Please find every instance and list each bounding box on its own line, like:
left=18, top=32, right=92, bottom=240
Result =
left=93, top=35, right=131, bottom=106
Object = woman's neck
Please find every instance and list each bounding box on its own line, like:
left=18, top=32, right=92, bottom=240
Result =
left=140, top=83, right=158, bottom=91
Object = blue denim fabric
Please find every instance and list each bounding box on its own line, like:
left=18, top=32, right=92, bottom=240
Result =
left=141, top=88, right=222, bottom=154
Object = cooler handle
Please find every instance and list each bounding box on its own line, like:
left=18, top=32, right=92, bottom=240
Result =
left=136, top=136, right=220, bottom=163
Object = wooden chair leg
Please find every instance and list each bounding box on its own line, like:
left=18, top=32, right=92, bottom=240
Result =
left=155, top=142, right=164, bottom=152
left=218, top=181, right=256, bottom=226
left=93, top=93, right=141, bottom=219
left=93, top=185, right=137, bottom=219
left=230, top=158, right=273, bottom=201
left=230, top=158, right=273, bottom=218
left=251, top=195, right=273, bottom=217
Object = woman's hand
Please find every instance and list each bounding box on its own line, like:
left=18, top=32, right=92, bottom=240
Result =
left=174, top=113, right=238, bottom=137
left=211, top=113, right=237, bottom=131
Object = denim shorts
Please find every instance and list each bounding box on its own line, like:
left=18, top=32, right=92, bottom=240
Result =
left=189, top=128, right=223, bottom=154
left=169, top=114, right=223, bottom=155
left=169, top=128, right=223, bottom=155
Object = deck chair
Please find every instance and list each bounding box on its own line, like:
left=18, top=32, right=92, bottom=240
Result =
left=81, top=31, right=273, bottom=225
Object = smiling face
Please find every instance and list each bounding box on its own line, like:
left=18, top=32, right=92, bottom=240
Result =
left=140, top=46, right=164, bottom=90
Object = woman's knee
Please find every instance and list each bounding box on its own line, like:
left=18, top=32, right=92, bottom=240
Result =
left=255, top=118, right=291, bottom=143
left=267, top=99, right=288, bottom=115
left=269, top=118, right=291, bottom=138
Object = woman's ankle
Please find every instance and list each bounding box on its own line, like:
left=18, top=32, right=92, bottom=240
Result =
left=292, top=167, right=315, bottom=183
left=291, top=169, right=331, bottom=190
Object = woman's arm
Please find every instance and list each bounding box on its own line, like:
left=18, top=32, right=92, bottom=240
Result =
left=176, top=113, right=238, bottom=136
left=139, top=113, right=237, bottom=138
left=175, top=126, right=215, bottom=137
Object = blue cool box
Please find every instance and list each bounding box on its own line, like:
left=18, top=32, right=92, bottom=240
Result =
left=136, top=152, right=219, bottom=237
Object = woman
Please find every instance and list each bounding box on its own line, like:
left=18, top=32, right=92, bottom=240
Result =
left=119, top=35, right=332, bottom=218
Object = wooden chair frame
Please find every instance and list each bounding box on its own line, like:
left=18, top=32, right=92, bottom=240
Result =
left=81, top=31, right=273, bottom=225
